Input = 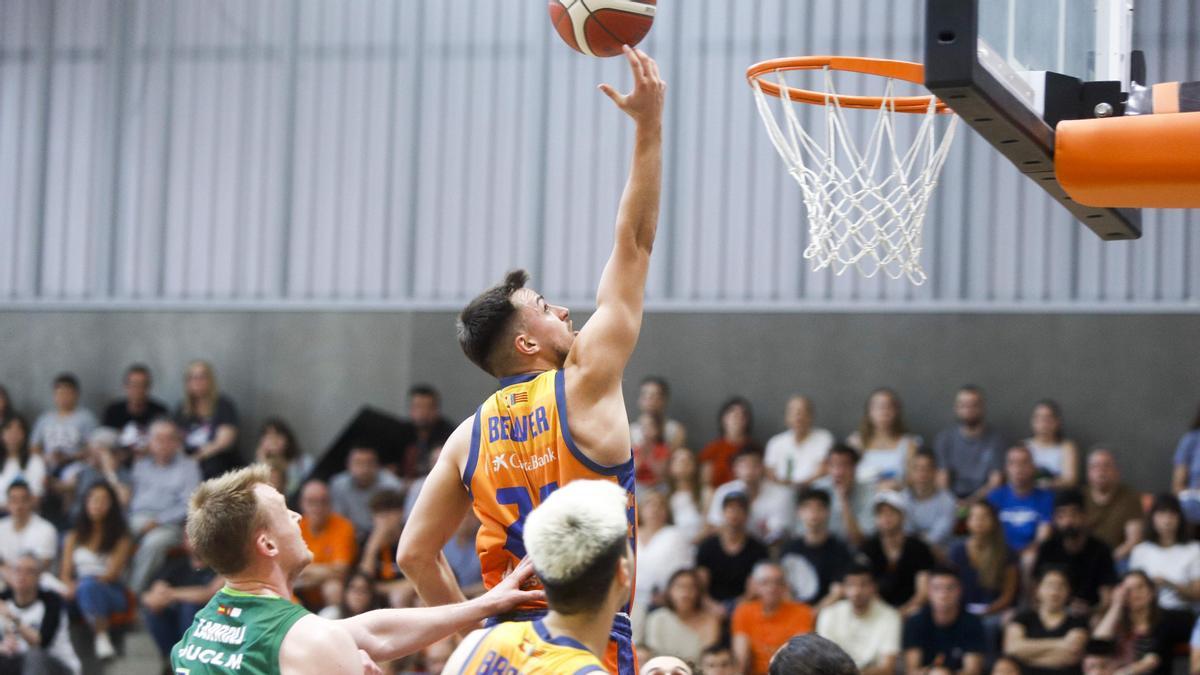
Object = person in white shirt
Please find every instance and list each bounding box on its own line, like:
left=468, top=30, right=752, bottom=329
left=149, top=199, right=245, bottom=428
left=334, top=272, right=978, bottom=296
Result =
left=0, top=416, right=47, bottom=509
left=630, top=376, right=686, bottom=450
left=634, top=492, right=693, bottom=617
left=1023, top=400, right=1080, bottom=489
left=847, top=388, right=920, bottom=487
left=817, top=562, right=901, bottom=675
left=0, top=481, right=58, bottom=575
left=707, top=449, right=795, bottom=544
left=0, top=554, right=80, bottom=675
left=665, top=449, right=711, bottom=543
left=764, top=396, right=833, bottom=486
left=1129, top=494, right=1200, bottom=611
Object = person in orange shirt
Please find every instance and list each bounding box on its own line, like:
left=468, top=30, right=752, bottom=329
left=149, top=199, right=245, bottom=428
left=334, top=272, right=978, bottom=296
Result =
left=699, top=398, right=756, bottom=488
left=294, top=479, right=356, bottom=607
left=731, top=562, right=815, bottom=675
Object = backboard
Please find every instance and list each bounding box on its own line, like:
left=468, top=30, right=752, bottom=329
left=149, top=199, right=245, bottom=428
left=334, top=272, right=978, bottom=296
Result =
left=925, top=0, right=1142, bottom=240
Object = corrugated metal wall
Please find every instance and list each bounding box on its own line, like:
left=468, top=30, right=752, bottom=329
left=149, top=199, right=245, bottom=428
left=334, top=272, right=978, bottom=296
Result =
left=0, top=0, right=1196, bottom=310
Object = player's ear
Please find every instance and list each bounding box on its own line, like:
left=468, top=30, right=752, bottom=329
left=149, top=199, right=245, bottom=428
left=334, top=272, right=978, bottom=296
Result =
left=257, top=531, right=278, bottom=558
left=514, top=332, right=539, bottom=357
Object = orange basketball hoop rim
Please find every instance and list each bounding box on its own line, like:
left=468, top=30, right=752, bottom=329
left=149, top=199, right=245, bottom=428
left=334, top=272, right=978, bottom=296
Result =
left=746, top=56, right=952, bottom=114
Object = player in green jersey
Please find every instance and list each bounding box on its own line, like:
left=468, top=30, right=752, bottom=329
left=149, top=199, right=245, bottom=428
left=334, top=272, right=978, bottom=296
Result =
left=171, top=465, right=541, bottom=674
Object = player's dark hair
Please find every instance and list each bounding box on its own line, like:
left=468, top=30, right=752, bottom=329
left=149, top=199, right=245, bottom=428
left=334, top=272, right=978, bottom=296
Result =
left=53, top=372, right=80, bottom=392
left=540, top=536, right=627, bottom=615
left=797, top=487, right=831, bottom=508
left=457, top=269, right=530, bottom=377
left=640, top=376, right=670, bottom=398
left=408, top=383, right=440, bottom=403
left=768, top=634, right=858, bottom=675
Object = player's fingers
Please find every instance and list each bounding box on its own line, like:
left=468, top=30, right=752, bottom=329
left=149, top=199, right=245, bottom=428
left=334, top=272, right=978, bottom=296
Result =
left=623, top=44, right=646, bottom=84
left=597, top=83, right=624, bottom=106
left=646, top=55, right=662, bottom=86
left=520, top=590, right=547, bottom=604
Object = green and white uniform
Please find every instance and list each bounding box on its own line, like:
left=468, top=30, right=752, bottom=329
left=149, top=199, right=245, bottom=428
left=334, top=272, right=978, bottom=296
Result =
left=171, top=587, right=309, bottom=674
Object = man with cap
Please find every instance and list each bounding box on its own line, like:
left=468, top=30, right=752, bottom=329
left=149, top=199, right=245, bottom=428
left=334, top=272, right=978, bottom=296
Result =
left=859, top=490, right=936, bottom=617
left=1033, top=488, right=1118, bottom=614
left=696, top=491, right=769, bottom=609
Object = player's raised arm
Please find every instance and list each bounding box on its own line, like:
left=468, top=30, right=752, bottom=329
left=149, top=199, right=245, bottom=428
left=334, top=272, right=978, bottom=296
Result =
left=395, top=418, right=476, bottom=608
left=567, top=46, right=666, bottom=393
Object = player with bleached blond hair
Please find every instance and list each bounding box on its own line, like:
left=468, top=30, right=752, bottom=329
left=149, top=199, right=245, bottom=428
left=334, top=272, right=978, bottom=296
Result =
left=441, top=480, right=634, bottom=674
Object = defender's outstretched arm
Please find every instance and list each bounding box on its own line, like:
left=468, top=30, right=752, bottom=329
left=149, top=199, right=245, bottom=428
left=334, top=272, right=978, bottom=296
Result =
left=567, top=46, right=666, bottom=394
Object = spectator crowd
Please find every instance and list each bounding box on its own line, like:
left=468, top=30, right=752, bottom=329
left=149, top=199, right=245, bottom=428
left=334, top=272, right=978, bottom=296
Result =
left=1, top=366, right=1200, bottom=674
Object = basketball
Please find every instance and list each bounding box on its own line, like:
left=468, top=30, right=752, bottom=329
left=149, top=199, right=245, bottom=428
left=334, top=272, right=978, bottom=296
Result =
left=549, top=0, right=657, bottom=58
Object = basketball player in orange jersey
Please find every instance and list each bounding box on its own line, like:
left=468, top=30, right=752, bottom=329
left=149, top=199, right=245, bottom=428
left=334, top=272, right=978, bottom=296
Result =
left=397, top=45, right=665, bottom=675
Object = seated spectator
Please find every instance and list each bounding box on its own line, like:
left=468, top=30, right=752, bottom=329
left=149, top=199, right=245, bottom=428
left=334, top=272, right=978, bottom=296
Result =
left=1004, top=566, right=1088, bottom=675
left=1082, top=639, right=1118, bottom=675
left=330, top=444, right=403, bottom=536
left=699, top=397, right=756, bottom=488
left=128, top=420, right=201, bottom=593
left=934, top=385, right=1006, bottom=501
left=30, top=374, right=98, bottom=475
left=634, top=412, right=674, bottom=489
left=769, top=634, right=858, bottom=675
left=358, top=489, right=417, bottom=608
left=700, top=644, right=738, bottom=675
left=1129, top=494, right=1200, bottom=611
left=847, top=388, right=921, bottom=486
left=903, top=567, right=986, bottom=675
left=0, top=553, right=80, bottom=675
left=1033, top=489, right=1117, bottom=613
left=61, top=427, right=131, bottom=521
left=949, top=502, right=1019, bottom=617
left=1173, top=402, right=1200, bottom=522
left=139, top=534, right=220, bottom=669
left=101, top=364, right=168, bottom=461
left=862, top=491, right=935, bottom=616
left=1093, top=571, right=1193, bottom=675
left=903, top=449, right=958, bottom=551
left=253, top=418, right=312, bottom=497
left=632, top=376, right=686, bottom=451
left=665, top=448, right=711, bottom=542
left=781, top=488, right=853, bottom=608
left=987, top=446, right=1054, bottom=554
left=808, top=444, right=876, bottom=547
left=707, top=448, right=794, bottom=544
left=316, top=571, right=383, bottom=620
left=59, top=482, right=133, bottom=661
left=641, top=569, right=722, bottom=663
left=636, top=492, right=693, bottom=615
left=1083, top=447, right=1144, bottom=562
left=817, top=562, right=902, bottom=674
left=0, top=481, right=57, bottom=576
left=1024, top=400, right=1079, bottom=489
left=295, top=479, right=357, bottom=607
left=0, top=416, right=46, bottom=510
left=392, top=384, right=455, bottom=480
left=696, top=492, right=769, bottom=607
left=175, top=360, right=241, bottom=480
left=991, top=656, right=1024, bottom=675
left=732, top=562, right=815, bottom=675
left=764, top=395, right=833, bottom=486
left=441, top=512, right=484, bottom=596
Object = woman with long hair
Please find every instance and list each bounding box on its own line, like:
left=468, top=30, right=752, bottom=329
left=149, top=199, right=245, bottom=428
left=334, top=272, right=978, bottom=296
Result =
left=175, top=360, right=242, bottom=479
left=665, top=448, right=711, bottom=542
left=59, top=481, right=134, bottom=660
left=1129, top=494, right=1200, bottom=610
left=1024, top=400, right=1079, bottom=489
left=949, top=502, right=1019, bottom=616
left=639, top=569, right=723, bottom=663
left=1093, top=571, right=1190, bottom=675
left=317, top=571, right=384, bottom=620
left=254, top=417, right=311, bottom=496
left=0, top=414, right=47, bottom=508
left=1004, top=566, right=1088, bottom=675
left=699, top=397, right=755, bottom=488
left=846, top=388, right=920, bottom=486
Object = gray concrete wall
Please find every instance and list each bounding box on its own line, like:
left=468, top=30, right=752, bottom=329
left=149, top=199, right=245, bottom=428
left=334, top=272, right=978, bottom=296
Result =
left=1, top=311, right=1195, bottom=491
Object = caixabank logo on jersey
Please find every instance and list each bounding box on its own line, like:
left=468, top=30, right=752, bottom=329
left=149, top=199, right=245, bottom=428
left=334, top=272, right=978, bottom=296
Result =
left=491, top=448, right=557, bottom=473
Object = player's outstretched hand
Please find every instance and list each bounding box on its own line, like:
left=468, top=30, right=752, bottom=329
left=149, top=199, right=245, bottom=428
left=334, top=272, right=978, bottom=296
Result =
left=479, top=557, right=547, bottom=615
left=599, top=45, right=666, bottom=126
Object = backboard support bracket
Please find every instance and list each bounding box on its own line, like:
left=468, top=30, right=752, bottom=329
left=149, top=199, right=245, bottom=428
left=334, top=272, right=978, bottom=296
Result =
left=924, top=0, right=1142, bottom=241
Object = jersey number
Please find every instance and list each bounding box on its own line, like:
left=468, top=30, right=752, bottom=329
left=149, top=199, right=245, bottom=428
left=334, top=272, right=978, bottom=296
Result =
left=495, top=482, right=558, bottom=558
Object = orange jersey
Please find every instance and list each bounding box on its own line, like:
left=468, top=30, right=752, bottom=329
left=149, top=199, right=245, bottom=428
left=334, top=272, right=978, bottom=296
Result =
left=463, top=369, right=637, bottom=612
left=459, top=620, right=606, bottom=675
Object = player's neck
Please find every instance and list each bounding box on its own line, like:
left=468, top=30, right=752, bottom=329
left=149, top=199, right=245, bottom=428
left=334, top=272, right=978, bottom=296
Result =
left=541, top=609, right=613, bottom=660
left=223, top=565, right=293, bottom=600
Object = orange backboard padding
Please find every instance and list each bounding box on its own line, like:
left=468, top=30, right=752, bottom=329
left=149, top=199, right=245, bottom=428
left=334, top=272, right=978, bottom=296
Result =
left=1056, top=112, right=1200, bottom=208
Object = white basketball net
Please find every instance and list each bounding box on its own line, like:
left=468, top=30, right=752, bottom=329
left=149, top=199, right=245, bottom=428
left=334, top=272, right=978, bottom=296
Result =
left=751, top=68, right=958, bottom=284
